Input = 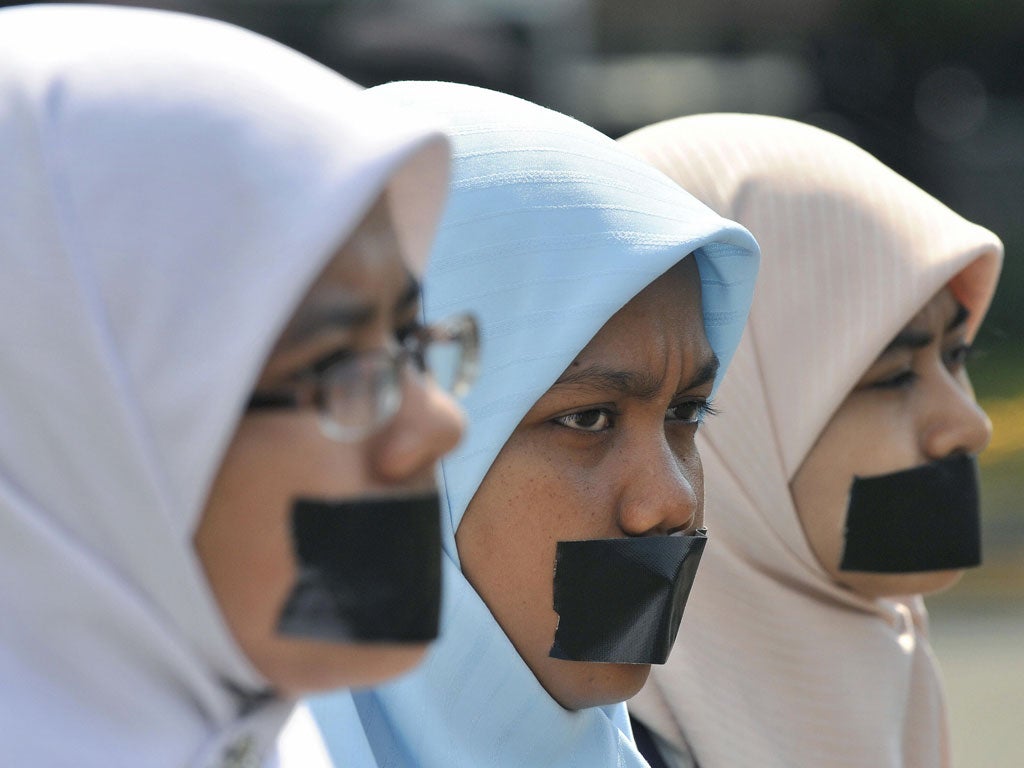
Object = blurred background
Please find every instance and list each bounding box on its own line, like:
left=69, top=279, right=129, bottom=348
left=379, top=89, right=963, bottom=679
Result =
left=5, top=0, right=1020, bottom=762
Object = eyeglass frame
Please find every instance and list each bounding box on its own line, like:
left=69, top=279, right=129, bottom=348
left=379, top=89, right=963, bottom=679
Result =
left=246, top=312, right=479, bottom=442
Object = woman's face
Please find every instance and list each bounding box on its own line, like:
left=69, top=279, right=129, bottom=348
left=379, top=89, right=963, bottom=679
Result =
left=456, top=257, right=715, bottom=711
left=194, top=196, right=465, bottom=697
left=790, top=285, right=992, bottom=598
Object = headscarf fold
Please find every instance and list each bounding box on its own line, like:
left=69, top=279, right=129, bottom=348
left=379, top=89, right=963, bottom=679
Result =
left=619, top=113, right=1002, bottom=768
left=299, top=82, right=760, bottom=768
left=0, top=6, right=448, bottom=766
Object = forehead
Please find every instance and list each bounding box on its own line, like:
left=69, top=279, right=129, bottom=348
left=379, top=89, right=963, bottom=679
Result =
left=575, top=258, right=709, bottom=365
left=904, top=286, right=961, bottom=333
left=309, top=194, right=412, bottom=304
left=273, top=195, right=418, bottom=357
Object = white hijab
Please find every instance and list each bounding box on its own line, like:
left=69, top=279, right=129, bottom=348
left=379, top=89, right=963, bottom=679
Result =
left=619, top=114, right=1003, bottom=768
left=293, top=82, right=760, bottom=768
left=0, top=5, right=448, bottom=767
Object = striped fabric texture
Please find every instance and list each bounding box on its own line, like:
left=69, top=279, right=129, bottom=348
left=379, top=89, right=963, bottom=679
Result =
left=620, top=114, right=1003, bottom=768
left=303, top=83, right=760, bottom=768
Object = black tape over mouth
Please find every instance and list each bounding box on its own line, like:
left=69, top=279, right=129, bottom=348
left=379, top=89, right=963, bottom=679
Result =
left=277, top=493, right=442, bottom=643
left=549, top=530, right=707, bottom=665
left=840, top=454, right=981, bottom=573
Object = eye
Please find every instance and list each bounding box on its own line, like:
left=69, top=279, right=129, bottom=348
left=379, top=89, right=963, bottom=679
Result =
left=666, top=399, right=718, bottom=425
left=553, top=408, right=615, bottom=433
left=867, top=369, right=918, bottom=390
left=943, top=343, right=973, bottom=373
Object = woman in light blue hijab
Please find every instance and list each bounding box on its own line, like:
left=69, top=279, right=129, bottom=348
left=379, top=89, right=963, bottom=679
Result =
left=283, top=82, right=760, bottom=768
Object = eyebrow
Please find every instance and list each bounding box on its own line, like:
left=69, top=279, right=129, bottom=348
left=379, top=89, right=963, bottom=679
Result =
left=552, top=352, right=720, bottom=401
left=947, top=302, right=970, bottom=332
left=881, top=301, right=971, bottom=355
left=282, top=274, right=421, bottom=348
left=882, top=329, right=933, bottom=354
left=685, top=354, right=721, bottom=393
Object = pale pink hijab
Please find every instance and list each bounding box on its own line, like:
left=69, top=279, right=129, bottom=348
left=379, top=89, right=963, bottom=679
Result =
left=619, top=114, right=1002, bottom=768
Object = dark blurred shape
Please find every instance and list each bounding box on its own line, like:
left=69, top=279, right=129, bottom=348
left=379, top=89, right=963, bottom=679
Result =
left=316, top=6, right=532, bottom=94
left=3, top=0, right=1020, bottom=342
left=555, top=52, right=818, bottom=138
left=592, top=0, right=843, bottom=51
left=915, top=66, right=988, bottom=143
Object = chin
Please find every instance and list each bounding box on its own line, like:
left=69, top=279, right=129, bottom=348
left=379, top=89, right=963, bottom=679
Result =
left=259, top=638, right=431, bottom=697
left=545, top=661, right=652, bottom=711
left=843, top=569, right=967, bottom=600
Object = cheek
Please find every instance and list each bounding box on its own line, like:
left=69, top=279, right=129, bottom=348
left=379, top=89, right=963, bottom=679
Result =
left=790, top=455, right=848, bottom=574
left=458, top=449, right=560, bottom=609
left=195, top=419, right=368, bottom=659
left=197, top=432, right=303, bottom=625
left=461, top=437, right=616, bottom=560
left=457, top=439, right=611, bottom=653
left=790, top=417, right=870, bottom=574
left=674, top=435, right=705, bottom=507
left=790, top=400, right=924, bottom=578
left=830, top=395, right=924, bottom=477
left=223, top=417, right=372, bottom=519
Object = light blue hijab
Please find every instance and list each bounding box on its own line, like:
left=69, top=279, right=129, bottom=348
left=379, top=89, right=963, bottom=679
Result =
left=303, top=83, right=760, bottom=768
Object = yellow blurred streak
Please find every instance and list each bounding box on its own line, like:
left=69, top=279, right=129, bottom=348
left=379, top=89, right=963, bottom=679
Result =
left=980, top=396, right=1024, bottom=466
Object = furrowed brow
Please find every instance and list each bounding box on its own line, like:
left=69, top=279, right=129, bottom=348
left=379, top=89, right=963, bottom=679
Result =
left=552, top=351, right=720, bottom=401
left=682, top=353, right=720, bottom=392
left=553, top=366, right=664, bottom=401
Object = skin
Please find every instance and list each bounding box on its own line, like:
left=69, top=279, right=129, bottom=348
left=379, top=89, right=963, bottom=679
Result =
left=457, top=257, right=716, bottom=711
left=790, top=286, right=992, bottom=599
left=194, top=196, right=465, bottom=697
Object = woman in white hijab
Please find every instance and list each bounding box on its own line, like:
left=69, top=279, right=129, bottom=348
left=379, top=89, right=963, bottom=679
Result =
left=0, top=5, right=471, bottom=766
left=619, top=114, right=1003, bottom=768
left=287, top=82, right=761, bottom=767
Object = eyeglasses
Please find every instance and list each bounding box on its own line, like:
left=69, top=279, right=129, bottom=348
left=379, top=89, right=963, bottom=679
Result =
left=247, top=313, right=479, bottom=442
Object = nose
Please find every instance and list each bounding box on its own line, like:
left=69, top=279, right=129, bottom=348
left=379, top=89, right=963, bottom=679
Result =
left=370, top=369, right=465, bottom=483
left=617, top=439, right=702, bottom=537
left=920, top=370, right=992, bottom=460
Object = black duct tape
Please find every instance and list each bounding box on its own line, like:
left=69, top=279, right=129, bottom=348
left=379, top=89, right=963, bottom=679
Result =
left=549, top=531, right=707, bottom=665
left=277, top=494, right=441, bottom=643
left=840, top=454, right=981, bottom=573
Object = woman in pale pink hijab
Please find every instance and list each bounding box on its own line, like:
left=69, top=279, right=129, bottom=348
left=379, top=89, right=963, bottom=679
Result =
left=618, top=114, right=1003, bottom=768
